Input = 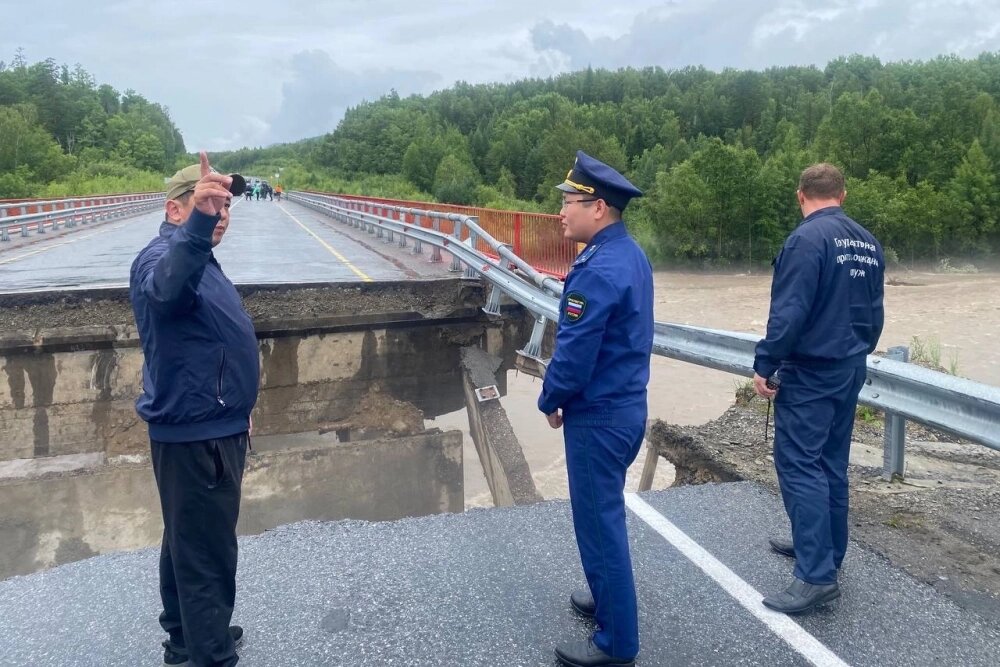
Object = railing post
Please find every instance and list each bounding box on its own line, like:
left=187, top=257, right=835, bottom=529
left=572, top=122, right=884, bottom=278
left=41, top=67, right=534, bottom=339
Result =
left=385, top=209, right=395, bottom=244
left=514, top=212, right=523, bottom=256
left=1, top=226, right=8, bottom=242
left=449, top=215, right=464, bottom=273
left=21, top=223, right=28, bottom=237
left=398, top=209, right=408, bottom=248
left=882, top=345, right=910, bottom=481
left=412, top=212, right=423, bottom=255
left=523, top=316, right=548, bottom=359
left=429, top=216, right=443, bottom=263
left=464, top=223, right=480, bottom=279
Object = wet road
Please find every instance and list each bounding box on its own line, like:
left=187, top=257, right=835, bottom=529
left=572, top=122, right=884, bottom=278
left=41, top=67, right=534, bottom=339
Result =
left=2, top=482, right=997, bottom=666
left=0, top=198, right=450, bottom=292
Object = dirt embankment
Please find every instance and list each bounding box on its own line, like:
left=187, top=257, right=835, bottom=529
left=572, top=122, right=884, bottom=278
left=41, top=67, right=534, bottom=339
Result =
left=649, top=400, right=1000, bottom=627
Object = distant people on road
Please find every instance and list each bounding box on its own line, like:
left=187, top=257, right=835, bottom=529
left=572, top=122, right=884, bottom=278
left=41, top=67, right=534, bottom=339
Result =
left=274, top=184, right=283, bottom=201
left=753, top=162, right=885, bottom=614
left=538, top=150, right=650, bottom=667
left=244, top=183, right=253, bottom=201
left=129, top=152, right=259, bottom=666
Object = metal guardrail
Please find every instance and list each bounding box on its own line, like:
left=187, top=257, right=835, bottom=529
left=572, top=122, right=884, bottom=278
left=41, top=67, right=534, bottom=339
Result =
left=0, top=195, right=164, bottom=242
left=289, top=191, right=1000, bottom=472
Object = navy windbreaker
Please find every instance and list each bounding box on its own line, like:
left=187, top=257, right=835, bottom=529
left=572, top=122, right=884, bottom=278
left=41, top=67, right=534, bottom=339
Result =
left=129, top=209, right=260, bottom=442
left=538, top=222, right=654, bottom=427
left=754, top=206, right=885, bottom=379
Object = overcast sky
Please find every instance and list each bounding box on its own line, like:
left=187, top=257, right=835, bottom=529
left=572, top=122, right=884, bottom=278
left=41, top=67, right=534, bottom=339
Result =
left=4, top=1, right=999, bottom=152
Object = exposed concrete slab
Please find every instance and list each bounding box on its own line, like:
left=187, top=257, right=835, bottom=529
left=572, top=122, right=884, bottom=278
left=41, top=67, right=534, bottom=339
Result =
left=0, top=429, right=462, bottom=580
left=460, top=346, right=542, bottom=506
left=0, top=281, right=533, bottom=463
left=0, top=452, right=105, bottom=479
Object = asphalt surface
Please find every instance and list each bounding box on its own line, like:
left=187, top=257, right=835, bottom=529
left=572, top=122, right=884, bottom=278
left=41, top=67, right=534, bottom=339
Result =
left=0, top=482, right=996, bottom=666
left=0, top=198, right=451, bottom=292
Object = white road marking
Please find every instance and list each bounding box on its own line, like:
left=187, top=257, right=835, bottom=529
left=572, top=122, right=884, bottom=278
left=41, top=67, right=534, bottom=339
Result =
left=624, top=493, right=850, bottom=667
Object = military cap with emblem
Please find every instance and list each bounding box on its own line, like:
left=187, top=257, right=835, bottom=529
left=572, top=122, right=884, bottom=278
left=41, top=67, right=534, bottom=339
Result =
left=556, top=150, right=643, bottom=211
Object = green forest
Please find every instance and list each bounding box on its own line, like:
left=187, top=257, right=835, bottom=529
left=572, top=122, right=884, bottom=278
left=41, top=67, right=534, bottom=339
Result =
left=0, top=50, right=185, bottom=198
left=5, top=49, right=1000, bottom=266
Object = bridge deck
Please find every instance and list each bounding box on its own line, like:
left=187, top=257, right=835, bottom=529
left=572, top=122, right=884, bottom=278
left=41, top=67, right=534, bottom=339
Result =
left=0, top=198, right=452, bottom=292
left=1, top=482, right=996, bottom=666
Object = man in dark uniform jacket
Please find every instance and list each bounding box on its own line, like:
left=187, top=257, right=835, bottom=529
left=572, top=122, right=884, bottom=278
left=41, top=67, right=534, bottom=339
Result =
left=131, top=153, right=260, bottom=666
left=539, top=150, right=652, bottom=667
left=753, top=162, right=885, bottom=614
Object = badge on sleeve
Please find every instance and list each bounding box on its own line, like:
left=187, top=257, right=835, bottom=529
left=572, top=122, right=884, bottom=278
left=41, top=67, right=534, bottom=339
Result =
left=564, top=292, right=587, bottom=322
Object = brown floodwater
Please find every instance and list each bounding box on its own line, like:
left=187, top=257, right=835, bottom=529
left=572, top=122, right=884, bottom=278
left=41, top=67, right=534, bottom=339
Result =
left=433, top=270, right=1000, bottom=505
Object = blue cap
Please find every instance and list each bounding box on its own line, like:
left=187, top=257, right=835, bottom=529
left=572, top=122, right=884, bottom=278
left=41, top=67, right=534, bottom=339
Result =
left=555, top=150, right=643, bottom=211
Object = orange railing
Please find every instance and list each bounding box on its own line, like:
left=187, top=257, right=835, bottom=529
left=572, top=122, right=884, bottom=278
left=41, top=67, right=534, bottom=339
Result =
left=0, top=193, right=162, bottom=219
left=310, top=193, right=577, bottom=278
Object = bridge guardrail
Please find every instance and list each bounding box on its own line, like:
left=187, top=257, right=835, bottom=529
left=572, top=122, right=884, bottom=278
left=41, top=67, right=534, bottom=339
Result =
left=288, top=190, right=1000, bottom=477
left=314, top=192, right=577, bottom=278
left=0, top=194, right=165, bottom=242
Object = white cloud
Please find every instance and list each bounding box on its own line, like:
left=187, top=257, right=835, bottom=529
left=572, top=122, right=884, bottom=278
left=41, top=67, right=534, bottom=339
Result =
left=2, top=0, right=998, bottom=151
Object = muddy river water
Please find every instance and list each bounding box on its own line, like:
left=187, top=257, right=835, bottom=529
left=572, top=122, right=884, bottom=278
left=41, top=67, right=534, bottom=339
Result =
left=432, top=270, right=1000, bottom=506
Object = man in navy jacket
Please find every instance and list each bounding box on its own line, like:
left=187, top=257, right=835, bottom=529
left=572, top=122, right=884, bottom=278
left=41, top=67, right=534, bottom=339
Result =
left=130, top=153, right=260, bottom=666
left=753, top=163, right=884, bottom=614
left=540, top=151, right=651, bottom=667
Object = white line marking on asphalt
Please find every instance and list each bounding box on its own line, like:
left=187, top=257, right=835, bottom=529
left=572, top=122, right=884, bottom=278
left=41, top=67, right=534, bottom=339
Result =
left=276, top=205, right=373, bottom=282
left=0, top=221, right=134, bottom=266
left=624, top=493, right=850, bottom=667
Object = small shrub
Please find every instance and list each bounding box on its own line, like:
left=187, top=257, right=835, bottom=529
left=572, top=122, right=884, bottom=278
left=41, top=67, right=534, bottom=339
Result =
left=909, top=335, right=939, bottom=366
left=856, top=405, right=882, bottom=425
left=734, top=378, right=755, bottom=406
left=883, top=246, right=900, bottom=266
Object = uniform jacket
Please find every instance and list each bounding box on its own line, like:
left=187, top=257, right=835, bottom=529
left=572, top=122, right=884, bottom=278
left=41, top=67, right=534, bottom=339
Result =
left=538, top=222, right=654, bottom=427
left=129, top=210, right=260, bottom=442
left=754, top=206, right=885, bottom=379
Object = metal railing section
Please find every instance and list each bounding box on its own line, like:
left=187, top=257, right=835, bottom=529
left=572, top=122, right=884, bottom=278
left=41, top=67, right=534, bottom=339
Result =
left=309, top=192, right=577, bottom=278
left=289, top=191, right=1000, bottom=461
left=0, top=194, right=164, bottom=242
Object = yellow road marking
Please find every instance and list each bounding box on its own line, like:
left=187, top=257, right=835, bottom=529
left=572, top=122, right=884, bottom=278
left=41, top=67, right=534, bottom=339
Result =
left=277, top=205, right=373, bottom=282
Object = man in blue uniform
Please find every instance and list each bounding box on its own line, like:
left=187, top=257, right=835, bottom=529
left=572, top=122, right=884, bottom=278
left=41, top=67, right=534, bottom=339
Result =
left=131, top=153, right=260, bottom=665
left=539, top=151, right=652, bottom=667
left=753, top=163, right=884, bottom=614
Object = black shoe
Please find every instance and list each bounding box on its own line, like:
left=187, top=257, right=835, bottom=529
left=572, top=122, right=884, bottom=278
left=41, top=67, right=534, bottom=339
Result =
left=762, top=578, right=840, bottom=614
left=162, top=626, right=245, bottom=666
left=554, top=639, right=635, bottom=667
left=768, top=538, right=845, bottom=570
left=570, top=589, right=596, bottom=618
left=769, top=537, right=795, bottom=558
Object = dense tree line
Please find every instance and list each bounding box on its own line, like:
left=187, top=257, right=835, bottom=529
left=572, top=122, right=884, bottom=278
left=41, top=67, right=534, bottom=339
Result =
left=306, top=54, right=1000, bottom=266
left=0, top=50, right=184, bottom=197
left=5, top=49, right=999, bottom=266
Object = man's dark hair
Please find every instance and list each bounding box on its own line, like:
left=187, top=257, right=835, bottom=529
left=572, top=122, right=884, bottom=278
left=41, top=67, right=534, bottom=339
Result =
left=798, top=163, right=845, bottom=199
left=174, top=190, right=194, bottom=206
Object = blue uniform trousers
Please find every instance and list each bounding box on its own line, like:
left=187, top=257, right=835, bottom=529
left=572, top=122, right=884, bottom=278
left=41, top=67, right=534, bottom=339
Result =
left=564, top=423, right=645, bottom=660
left=773, top=365, right=866, bottom=585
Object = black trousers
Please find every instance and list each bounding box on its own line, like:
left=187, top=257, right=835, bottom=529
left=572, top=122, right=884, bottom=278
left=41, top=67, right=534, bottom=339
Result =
left=151, top=433, right=248, bottom=667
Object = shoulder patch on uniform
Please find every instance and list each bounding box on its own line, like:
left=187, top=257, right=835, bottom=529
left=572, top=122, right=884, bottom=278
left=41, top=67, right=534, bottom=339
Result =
left=572, top=243, right=602, bottom=266
left=564, top=292, right=587, bottom=322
